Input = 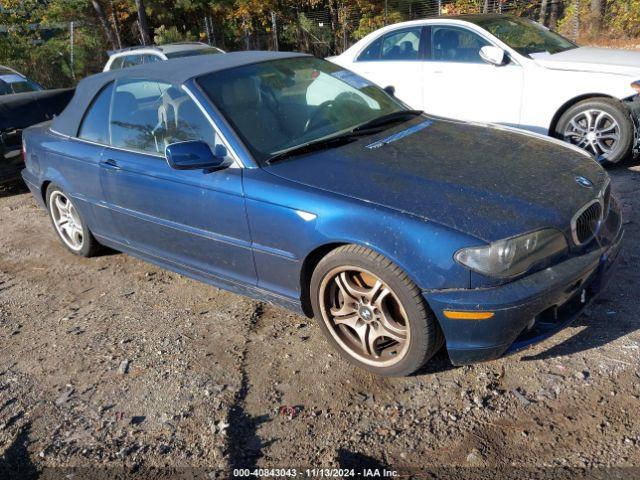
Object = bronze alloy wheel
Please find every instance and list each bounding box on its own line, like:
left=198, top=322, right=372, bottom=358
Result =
left=318, top=266, right=410, bottom=367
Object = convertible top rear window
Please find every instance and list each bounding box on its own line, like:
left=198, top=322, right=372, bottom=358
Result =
left=78, top=82, right=114, bottom=144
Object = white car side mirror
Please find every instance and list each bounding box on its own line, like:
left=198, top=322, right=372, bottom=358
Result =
left=479, top=46, right=507, bottom=66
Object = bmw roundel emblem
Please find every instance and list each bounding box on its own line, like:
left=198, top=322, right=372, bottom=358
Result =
left=575, top=176, right=593, bottom=188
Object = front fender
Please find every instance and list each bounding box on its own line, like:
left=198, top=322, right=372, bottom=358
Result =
left=243, top=168, right=477, bottom=301
left=521, top=66, right=638, bottom=134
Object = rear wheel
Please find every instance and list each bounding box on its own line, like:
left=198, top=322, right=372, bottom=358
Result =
left=555, top=97, right=634, bottom=165
left=46, top=183, right=101, bottom=257
left=310, top=245, right=443, bottom=377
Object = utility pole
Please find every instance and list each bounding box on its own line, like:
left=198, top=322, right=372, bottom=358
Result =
left=69, top=21, right=75, bottom=81
left=244, top=22, right=250, bottom=50
left=384, top=0, right=388, bottom=26
left=573, top=0, right=580, bottom=40
left=271, top=11, right=278, bottom=51
left=204, top=16, right=211, bottom=45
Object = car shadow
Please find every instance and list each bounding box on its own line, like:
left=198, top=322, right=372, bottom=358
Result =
left=0, top=179, right=28, bottom=198
left=520, top=296, right=639, bottom=362
left=337, top=448, right=387, bottom=470
left=607, top=153, right=639, bottom=170
left=413, top=347, right=458, bottom=376
left=225, top=367, right=273, bottom=470
left=225, top=303, right=274, bottom=470
left=0, top=422, right=39, bottom=480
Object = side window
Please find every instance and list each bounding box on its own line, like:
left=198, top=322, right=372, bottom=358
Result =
left=381, top=28, right=422, bottom=61
left=357, top=36, right=383, bottom=61
left=109, top=57, right=124, bottom=70
left=143, top=54, right=162, bottom=64
left=121, top=55, right=144, bottom=68
left=109, top=79, right=218, bottom=155
left=78, top=82, right=114, bottom=144
left=431, top=26, right=490, bottom=63
left=110, top=79, right=169, bottom=154
left=157, top=87, right=218, bottom=151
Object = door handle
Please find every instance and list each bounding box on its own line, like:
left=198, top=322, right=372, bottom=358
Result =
left=100, top=158, right=121, bottom=171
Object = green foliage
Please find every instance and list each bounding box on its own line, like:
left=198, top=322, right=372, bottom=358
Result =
left=353, top=11, right=403, bottom=40
left=607, top=0, right=640, bottom=37
left=1, top=0, right=639, bottom=88
left=441, top=0, right=482, bottom=15
left=556, top=0, right=586, bottom=36
left=153, top=25, right=196, bottom=44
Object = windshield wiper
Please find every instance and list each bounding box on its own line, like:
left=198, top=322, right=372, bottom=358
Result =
left=266, top=130, right=374, bottom=165
left=352, top=110, right=423, bottom=133
left=265, top=110, right=423, bottom=165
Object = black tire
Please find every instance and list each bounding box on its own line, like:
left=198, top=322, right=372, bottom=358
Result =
left=45, top=183, right=101, bottom=257
left=310, top=244, right=443, bottom=377
left=554, top=97, right=634, bottom=165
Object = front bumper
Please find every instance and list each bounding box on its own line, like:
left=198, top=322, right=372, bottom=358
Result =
left=424, top=206, right=624, bottom=366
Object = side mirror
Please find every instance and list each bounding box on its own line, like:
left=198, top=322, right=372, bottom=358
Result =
left=383, top=85, right=396, bottom=97
left=165, top=141, right=229, bottom=170
left=479, top=46, right=507, bottom=66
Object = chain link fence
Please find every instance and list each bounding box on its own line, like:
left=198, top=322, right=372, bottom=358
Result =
left=0, top=0, right=594, bottom=88
left=238, top=0, right=573, bottom=58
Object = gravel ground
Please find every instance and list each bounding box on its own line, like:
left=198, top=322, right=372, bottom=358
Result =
left=0, top=162, right=639, bottom=479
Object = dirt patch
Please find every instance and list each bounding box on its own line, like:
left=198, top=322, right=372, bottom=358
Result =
left=0, top=164, right=639, bottom=477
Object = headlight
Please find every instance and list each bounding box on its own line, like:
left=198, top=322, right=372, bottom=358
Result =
left=454, top=229, right=568, bottom=278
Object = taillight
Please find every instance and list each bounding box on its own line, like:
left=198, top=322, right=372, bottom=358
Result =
left=21, top=138, right=26, bottom=163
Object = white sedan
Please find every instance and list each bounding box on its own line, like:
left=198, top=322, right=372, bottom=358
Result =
left=329, top=14, right=640, bottom=164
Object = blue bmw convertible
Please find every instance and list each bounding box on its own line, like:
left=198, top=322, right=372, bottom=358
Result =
left=21, top=51, right=623, bottom=376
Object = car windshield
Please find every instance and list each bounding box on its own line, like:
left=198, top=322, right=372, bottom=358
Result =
left=197, top=57, right=407, bottom=164
left=0, top=73, right=42, bottom=95
left=165, top=47, right=223, bottom=59
left=470, top=16, right=577, bottom=57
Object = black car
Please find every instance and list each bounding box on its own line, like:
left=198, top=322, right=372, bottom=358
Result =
left=0, top=66, right=44, bottom=95
left=0, top=84, right=73, bottom=184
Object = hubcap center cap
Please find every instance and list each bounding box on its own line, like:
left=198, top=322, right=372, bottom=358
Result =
left=358, top=305, right=374, bottom=322
left=586, top=131, right=597, bottom=142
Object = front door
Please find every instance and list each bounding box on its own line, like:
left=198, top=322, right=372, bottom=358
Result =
left=347, top=26, right=426, bottom=110
left=422, top=25, right=524, bottom=127
left=99, top=78, right=256, bottom=285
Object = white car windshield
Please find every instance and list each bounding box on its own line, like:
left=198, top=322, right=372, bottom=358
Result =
left=470, top=16, right=577, bottom=57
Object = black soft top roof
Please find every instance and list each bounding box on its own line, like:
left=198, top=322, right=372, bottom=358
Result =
left=51, top=51, right=308, bottom=137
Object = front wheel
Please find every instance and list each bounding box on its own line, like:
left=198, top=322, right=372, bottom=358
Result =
left=555, top=97, right=634, bottom=165
left=310, top=245, right=443, bottom=377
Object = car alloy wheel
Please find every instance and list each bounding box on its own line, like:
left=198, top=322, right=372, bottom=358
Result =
left=318, top=266, right=410, bottom=367
left=563, top=109, right=620, bottom=160
left=49, top=190, right=84, bottom=251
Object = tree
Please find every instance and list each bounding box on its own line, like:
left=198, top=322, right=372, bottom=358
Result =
left=539, top=0, right=548, bottom=25
left=91, top=0, right=119, bottom=49
left=590, top=0, right=602, bottom=34
left=548, top=0, right=559, bottom=29
left=135, top=0, right=151, bottom=45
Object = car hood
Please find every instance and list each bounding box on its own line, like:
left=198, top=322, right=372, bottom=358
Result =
left=265, top=116, right=607, bottom=242
left=532, top=47, right=640, bottom=76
